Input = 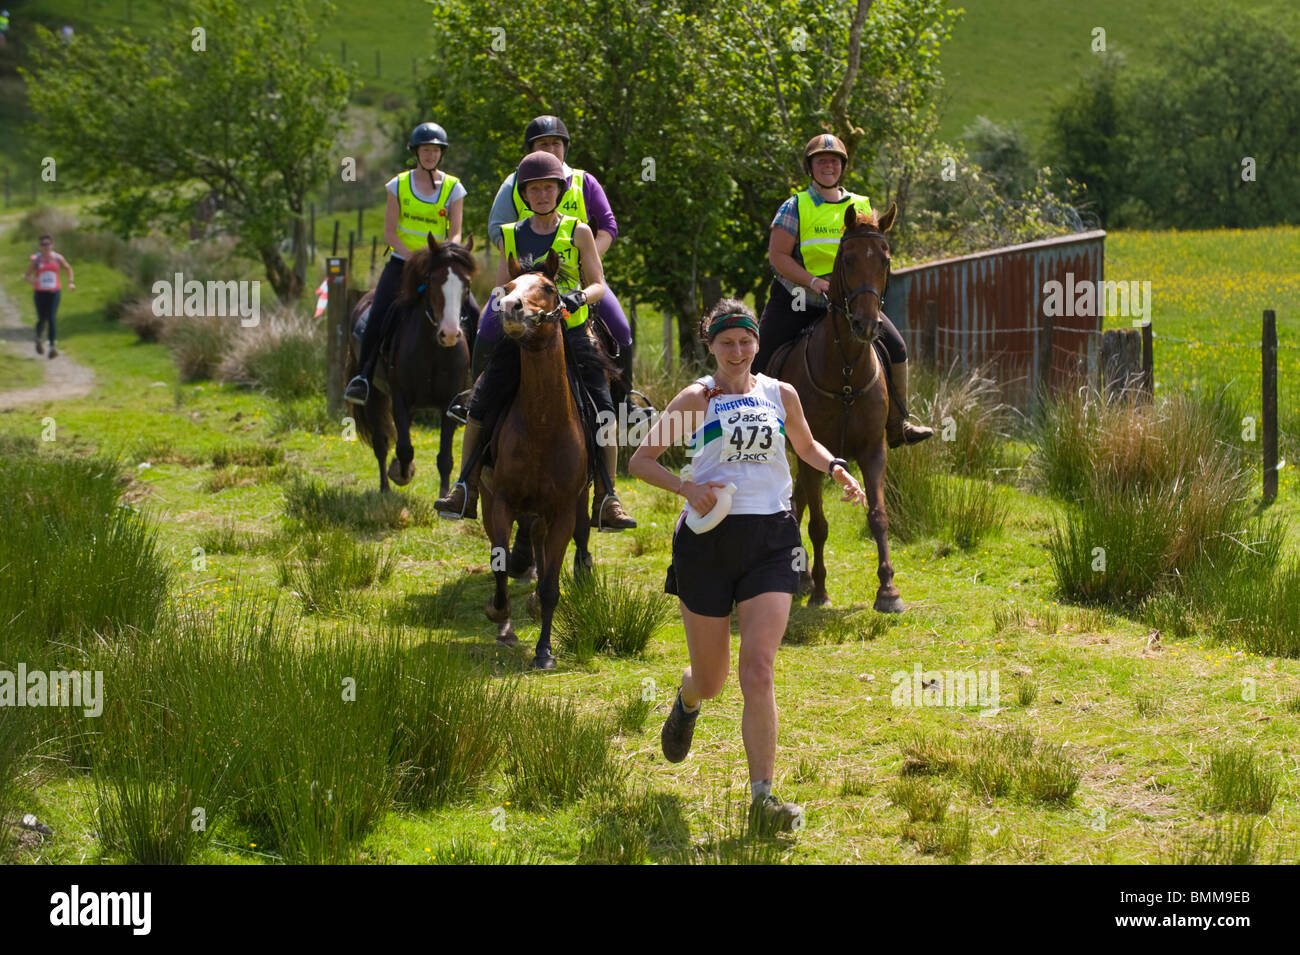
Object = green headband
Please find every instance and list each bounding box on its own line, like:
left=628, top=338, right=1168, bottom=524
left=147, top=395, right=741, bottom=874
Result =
left=708, top=312, right=759, bottom=338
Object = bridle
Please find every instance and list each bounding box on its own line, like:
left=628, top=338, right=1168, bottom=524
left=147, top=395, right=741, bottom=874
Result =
left=800, top=227, right=889, bottom=452
left=506, top=269, right=568, bottom=326
left=827, top=229, right=891, bottom=338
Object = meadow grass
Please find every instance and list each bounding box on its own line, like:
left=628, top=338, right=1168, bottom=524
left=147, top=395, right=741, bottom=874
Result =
left=2, top=218, right=1300, bottom=864
left=554, top=569, right=673, bottom=661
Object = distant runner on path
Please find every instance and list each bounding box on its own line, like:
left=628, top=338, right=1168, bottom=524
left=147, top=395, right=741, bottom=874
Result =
left=22, top=234, right=74, bottom=359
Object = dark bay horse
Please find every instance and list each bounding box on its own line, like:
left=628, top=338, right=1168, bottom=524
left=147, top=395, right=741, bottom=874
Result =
left=347, top=235, right=475, bottom=494
left=481, top=251, right=593, bottom=670
left=770, top=203, right=903, bottom=612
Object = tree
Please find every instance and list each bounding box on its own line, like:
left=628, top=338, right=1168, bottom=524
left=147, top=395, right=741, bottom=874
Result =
left=22, top=0, right=353, bottom=301
left=1044, top=3, right=1300, bottom=230
left=427, top=0, right=954, bottom=363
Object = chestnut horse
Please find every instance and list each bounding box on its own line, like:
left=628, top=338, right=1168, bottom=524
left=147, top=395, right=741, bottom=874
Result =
left=481, top=251, right=593, bottom=670
left=347, top=235, right=475, bottom=494
left=769, top=203, right=903, bottom=612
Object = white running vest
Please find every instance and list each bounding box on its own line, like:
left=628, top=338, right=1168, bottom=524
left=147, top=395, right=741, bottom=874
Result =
left=684, top=374, right=792, bottom=515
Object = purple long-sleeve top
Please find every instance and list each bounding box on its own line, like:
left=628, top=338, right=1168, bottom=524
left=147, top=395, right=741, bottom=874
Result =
left=487, top=164, right=618, bottom=248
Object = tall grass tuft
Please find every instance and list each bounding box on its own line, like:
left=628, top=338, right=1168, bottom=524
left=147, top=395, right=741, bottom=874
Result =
left=1168, top=818, right=1259, bottom=865
left=276, top=529, right=394, bottom=616
left=285, top=478, right=433, bottom=531
left=0, top=445, right=170, bottom=652
left=554, top=570, right=672, bottom=660
left=1203, top=745, right=1279, bottom=814
left=217, top=307, right=324, bottom=401
left=909, top=360, right=1021, bottom=479
left=578, top=788, right=690, bottom=864
left=505, top=697, right=626, bottom=808
left=879, top=443, right=1007, bottom=549
left=389, top=645, right=516, bottom=808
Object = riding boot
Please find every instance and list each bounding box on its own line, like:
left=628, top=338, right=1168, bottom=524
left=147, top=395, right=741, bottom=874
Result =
left=885, top=360, right=934, bottom=449
left=434, top=417, right=482, bottom=519
left=593, top=442, right=636, bottom=531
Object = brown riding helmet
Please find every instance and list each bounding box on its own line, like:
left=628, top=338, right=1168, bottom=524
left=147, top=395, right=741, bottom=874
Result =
left=516, top=150, right=567, bottom=211
left=804, top=133, right=849, bottom=182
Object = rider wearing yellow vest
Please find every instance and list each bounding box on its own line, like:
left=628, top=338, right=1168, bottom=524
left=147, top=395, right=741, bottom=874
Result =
left=345, top=122, right=477, bottom=405
left=435, top=151, right=637, bottom=530
left=753, top=134, right=933, bottom=448
left=500, top=216, right=588, bottom=327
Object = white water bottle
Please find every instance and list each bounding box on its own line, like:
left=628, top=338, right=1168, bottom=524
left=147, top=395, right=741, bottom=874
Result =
left=685, top=481, right=738, bottom=534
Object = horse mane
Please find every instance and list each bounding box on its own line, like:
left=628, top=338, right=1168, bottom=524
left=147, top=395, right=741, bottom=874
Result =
left=846, top=207, right=881, bottom=234
left=397, top=240, right=479, bottom=306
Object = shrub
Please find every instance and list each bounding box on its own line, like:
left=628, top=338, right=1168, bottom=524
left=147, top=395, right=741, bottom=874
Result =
left=218, top=306, right=324, bottom=401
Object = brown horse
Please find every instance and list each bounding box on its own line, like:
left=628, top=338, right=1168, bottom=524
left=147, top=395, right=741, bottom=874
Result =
left=481, top=251, right=593, bottom=670
left=347, top=235, right=475, bottom=494
left=770, top=203, right=902, bottom=612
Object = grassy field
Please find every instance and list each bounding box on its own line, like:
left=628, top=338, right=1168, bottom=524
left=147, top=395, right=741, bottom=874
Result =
left=1, top=213, right=1297, bottom=864
left=936, top=0, right=1299, bottom=143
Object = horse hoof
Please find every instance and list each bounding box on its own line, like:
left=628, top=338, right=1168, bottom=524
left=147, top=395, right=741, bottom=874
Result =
left=808, top=594, right=832, bottom=608
left=485, top=598, right=510, bottom=624
left=874, top=594, right=905, bottom=614
left=496, top=632, right=519, bottom=648
left=387, top=459, right=415, bottom=486
left=795, top=571, right=813, bottom=596
left=507, top=556, right=536, bottom=579
left=531, top=653, right=557, bottom=671
left=526, top=592, right=541, bottom=619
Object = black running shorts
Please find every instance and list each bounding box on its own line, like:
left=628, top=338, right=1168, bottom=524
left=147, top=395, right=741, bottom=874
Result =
left=665, top=511, right=803, bottom=617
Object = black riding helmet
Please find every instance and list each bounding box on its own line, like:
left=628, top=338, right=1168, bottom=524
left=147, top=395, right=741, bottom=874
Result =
left=523, top=115, right=570, bottom=160
left=515, top=151, right=567, bottom=212
left=409, top=122, right=450, bottom=151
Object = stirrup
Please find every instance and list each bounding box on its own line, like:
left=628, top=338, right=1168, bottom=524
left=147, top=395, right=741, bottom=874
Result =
left=436, top=480, right=470, bottom=520
left=446, top=389, right=471, bottom=425
left=344, top=375, right=370, bottom=405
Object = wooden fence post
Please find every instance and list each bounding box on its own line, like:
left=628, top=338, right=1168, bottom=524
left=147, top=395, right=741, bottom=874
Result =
left=325, top=257, right=348, bottom=416
left=1263, top=309, right=1278, bottom=503
left=1140, top=319, right=1154, bottom=400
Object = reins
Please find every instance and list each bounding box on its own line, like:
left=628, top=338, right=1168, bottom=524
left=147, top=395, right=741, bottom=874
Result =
left=799, top=227, right=888, bottom=454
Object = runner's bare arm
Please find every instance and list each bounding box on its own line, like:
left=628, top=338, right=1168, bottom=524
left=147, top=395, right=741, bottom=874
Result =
left=61, top=254, right=74, bottom=288
left=629, top=384, right=724, bottom=513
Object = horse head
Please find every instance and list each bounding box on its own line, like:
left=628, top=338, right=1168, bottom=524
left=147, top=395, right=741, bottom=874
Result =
left=498, top=250, right=566, bottom=348
left=830, top=202, right=896, bottom=343
left=399, top=233, right=478, bottom=348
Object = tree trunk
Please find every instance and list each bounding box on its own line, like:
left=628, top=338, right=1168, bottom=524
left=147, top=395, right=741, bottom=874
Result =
left=259, top=245, right=302, bottom=303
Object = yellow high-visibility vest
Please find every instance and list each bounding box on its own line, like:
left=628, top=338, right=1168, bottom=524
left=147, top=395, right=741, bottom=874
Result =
left=394, top=169, right=459, bottom=250
left=796, top=189, right=873, bottom=277
left=501, top=215, right=588, bottom=328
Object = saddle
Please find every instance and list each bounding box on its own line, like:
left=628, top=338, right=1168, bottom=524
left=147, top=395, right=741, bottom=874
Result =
left=767, top=316, right=896, bottom=397
left=478, top=326, right=606, bottom=491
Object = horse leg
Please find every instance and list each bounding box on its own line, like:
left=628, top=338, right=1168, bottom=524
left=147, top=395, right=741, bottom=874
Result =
left=508, top=520, right=537, bottom=581
left=801, top=461, right=832, bottom=606
left=573, top=483, right=593, bottom=579
left=435, top=412, right=456, bottom=499
left=370, top=406, right=391, bottom=494
left=860, top=441, right=903, bottom=613
left=482, top=487, right=517, bottom=645
left=388, top=392, right=416, bottom=486
left=533, top=508, right=575, bottom=670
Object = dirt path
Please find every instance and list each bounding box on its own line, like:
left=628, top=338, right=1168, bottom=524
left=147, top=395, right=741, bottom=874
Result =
left=0, top=281, right=95, bottom=410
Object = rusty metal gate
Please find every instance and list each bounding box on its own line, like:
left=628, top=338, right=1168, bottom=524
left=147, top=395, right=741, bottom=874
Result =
left=883, top=230, right=1107, bottom=412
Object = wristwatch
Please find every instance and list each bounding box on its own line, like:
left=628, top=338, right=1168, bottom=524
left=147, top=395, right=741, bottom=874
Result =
left=827, top=457, right=849, bottom=477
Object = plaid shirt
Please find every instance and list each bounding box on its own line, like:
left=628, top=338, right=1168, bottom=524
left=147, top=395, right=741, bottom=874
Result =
left=769, top=185, right=841, bottom=300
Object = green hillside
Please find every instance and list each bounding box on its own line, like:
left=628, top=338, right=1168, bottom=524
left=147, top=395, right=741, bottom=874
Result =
left=936, top=0, right=1299, bottom=143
